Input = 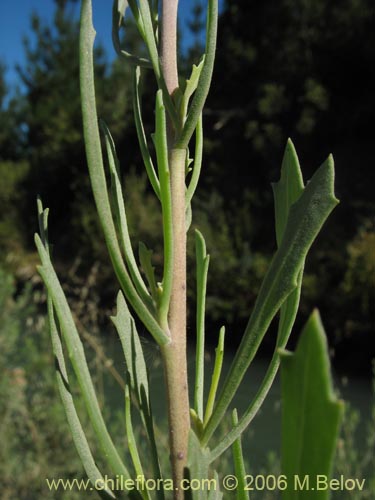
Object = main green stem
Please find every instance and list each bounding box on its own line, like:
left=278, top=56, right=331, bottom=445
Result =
left=160, top=1, right=190, bottom=497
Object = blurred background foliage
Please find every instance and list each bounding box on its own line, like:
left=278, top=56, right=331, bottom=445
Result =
left=0, top=1, right=374, bottom=496
left=0, top=264, right=374, bottom=498
left=0, top=0, right=374, bottom=367
left=0, top=268, right=97, bottom=499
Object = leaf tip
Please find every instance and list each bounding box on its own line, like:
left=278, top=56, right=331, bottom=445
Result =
left=278, top=347, right=293, bottom=359
left=116, top=289, right=126, bottom=309
left=285, top=137, right=296, bottom=153
left=34, top=232, right=44, bottom=253
left=36, top=194, right=43, bottom=215
left=231, top=408, right=239, bottom=425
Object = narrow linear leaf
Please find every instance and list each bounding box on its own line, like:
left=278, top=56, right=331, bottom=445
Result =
left=112, top=0, right=151, bottom=67
left=190, top=409, right=204, bottom=440
left=35, top=234, right=132, bottom=481
left=37, top=201, right=115, bottom=499
left=48, top=300, right=116, bottom=499
left=150, top=0, right=159, bottom=27
left=194, top=229, right=210, bottom=421
left=133, top=67, right=161, bottom=199
left=137, top=0, right=160, bottom=75
left=80, top=0, right=169, bottom=345
left=111, top=292, right=150, bottom=416
left=186, top=115, right=203, bottom=209
left=119, top=50, right=153, bottom=67
left=37, top=196, right=49, bottom=246
left=100, top=119, right=152, bottom=308
left=186, top=202, right=193, bottom=233
left=210, top=271, right=304, bottom=462
left=231, top=410, right=250, bottom=500
left=203, top=156, right=339, bottom=444
left=209, top=345, right=281, bottom=462
left=154, top=90, right=173, bottom=323
left=125, top=382, right=150, bottom=500
left=111, top=292, right=164, bottom=497
left=209, top=281, right=303, bottom=452
left=280, top=310, right=344, bottom=500
left=125, top=0, right=144, bottom=33
left=204, top=326, right=225, bottom=427
left=176, top=0, right=218, bottom=148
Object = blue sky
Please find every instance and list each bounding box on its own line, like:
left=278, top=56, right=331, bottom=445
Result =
left=0, top=0, right=224, bottom=93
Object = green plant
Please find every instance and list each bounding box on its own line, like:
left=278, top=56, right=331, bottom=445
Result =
left=0, top=268, right=95, bottom=499
left=334, top=390, right=375, bottom=500
left=35, top=1, right=344, bottom=498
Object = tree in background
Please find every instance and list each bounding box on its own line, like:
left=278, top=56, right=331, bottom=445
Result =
left=0, top=0, right=373, bottom=366
left=12, top=2, right=137, bottom=260
left=201, top=0, right=375, bottom=358
left=0, top=63, right=29, bottom=273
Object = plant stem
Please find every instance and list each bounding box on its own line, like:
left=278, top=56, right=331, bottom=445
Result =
left=160, top=0, right=179, bottom=97
left=160, top=0, right=190, bottom=494
left=161, top=148, right=189, bottom=499
left=160, top=3, right=190, bottom=495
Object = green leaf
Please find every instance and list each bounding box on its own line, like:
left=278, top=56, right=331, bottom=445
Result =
left=176, top=0, right=218, bottom=148
left=209, top=345, right=277, bottom=463
left=280, top=310, right=344, bottom=500
left=111, top=291, right=150, bottom=416
left=35, top=233, right=131, bottom=481
left=133, top=67, right=161, bottom=199
left=186, top=202, right=193, bottom=232
left=211, top=141, right=304, bottom=453
left=48, top=300, right=116, bottom=499
left=37, top=196, right=49, bottom=248
left=100, top=119, right=152, bottom=309
left=111, top=292, right=164, bottom=496
left=125, top=0, right=143, bottom=30
left=194, top=229, right=210, bottom=421
left=184, top=58, right=205, bottom=101
left=186, top=114, right=203, bottom=210
left=180, top=58, right=205, bottom=120
left=202, top=155, right=339, bottom=445
left=231, top=410, right=250, bottom=500
left=80, top=0, right=168, bottom=346
left=208, top=143, right=331, bottom=461
left=112, top=0, right=152, bottom=67
left=37, top=200, right=116, bottom=499
left=274, top=138, right=304, bottom=375
left=139, top=241, right=159, bottom=301
left=272, top=139, right=304, bottom=247
left=154, top=90, right=173, bottom=325
left=185, top=430, right=210, bottom=500
left=204, top=326, right=225, bottom=427
left=190, top=409, right=204, bottom=439
left=137, top=0, right=160, bottom=73
left=125, top=381, right=151, bottom=500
